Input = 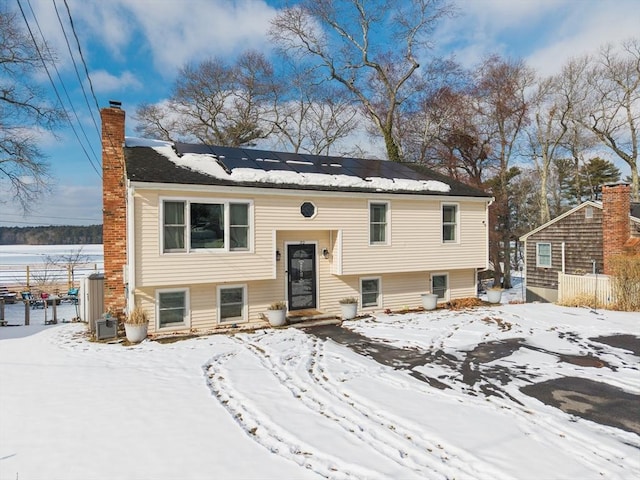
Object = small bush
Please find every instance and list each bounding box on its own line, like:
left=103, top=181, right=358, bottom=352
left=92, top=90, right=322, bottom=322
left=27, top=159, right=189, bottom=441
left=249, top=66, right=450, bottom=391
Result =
left=609, top=255, right=640, bottom=311
left=126, top=305, right=148, bottom=325
left=339, top=297, right=358, bottom=304
left=268, top=301, right=286, bottom=310
left=557, top=293, right=606, bottom=309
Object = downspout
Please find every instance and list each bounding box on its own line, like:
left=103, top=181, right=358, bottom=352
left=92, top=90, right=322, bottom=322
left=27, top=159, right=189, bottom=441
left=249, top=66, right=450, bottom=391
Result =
left=561, top=242, right=565, bottom=273
left=126, top=180, right=136, bottom=312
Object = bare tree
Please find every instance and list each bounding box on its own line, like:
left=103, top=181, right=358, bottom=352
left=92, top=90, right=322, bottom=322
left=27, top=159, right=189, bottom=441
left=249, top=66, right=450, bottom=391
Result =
left=0, top=6, right=63, bottom=212
left=135, top=51, right=278, bottom=147
left=526, top=76, right=569, bottom=224
left=474, top=56, right=535, bottom=289
left=270, top=0, right=453, bottom=161
left=270, top=64, right=361, bottom=155
left=582, top=38, right=640, bottom=200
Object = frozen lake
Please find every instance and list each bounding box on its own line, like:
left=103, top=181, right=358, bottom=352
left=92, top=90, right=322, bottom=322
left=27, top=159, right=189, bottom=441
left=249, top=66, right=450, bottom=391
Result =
left=0, top=244, right=103, bottom=289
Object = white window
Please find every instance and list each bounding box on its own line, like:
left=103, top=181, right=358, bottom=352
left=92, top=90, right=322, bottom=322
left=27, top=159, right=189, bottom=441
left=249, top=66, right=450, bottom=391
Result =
left=442, top=204, right=458, bottom=243
left=585, top=206, right=593, bottom=219
left=156, top=288, right=190, bottom=329
left=536, top=243, right=552, bottom=267
left=360, top=277, right=381, bottom=308
left=218, top=285, right=247, bottom=324
left=369, top=201, right=389, bottom=245
left=163, top=201, right=186, bottom=251
left=162, top=199, right=251, bottom=253
left=431, top=273, right=448, bottom=301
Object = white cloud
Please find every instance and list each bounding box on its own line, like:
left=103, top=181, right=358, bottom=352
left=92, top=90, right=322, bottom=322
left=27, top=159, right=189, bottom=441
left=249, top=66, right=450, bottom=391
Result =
left=90, top=70, right=142, bottom=93
left=436, top=0, right=640, bottom=75
left=68, top=0, right=279, bottom=75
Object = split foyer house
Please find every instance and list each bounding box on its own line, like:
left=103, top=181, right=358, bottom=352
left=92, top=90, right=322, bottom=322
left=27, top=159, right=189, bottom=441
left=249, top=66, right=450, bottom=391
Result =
left=101, top=104, right=492, bottom=335
left=519, top=183, right=640, bottom=303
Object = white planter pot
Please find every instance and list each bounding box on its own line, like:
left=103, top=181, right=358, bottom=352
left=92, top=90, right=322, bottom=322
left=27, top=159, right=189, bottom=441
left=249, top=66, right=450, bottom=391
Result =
left=340, top=303, right=357, bottom=320
left=487, top=289, right=503, bottom=304
left=421, top=293, right=438, bottom=311
left=266, top=309, right=287, bottom=327
left=124, top=323, right=148, bottom=343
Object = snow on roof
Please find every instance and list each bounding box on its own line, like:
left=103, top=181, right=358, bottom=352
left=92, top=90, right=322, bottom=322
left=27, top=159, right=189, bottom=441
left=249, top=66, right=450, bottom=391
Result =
left=129, top=139, right=451, bottom=193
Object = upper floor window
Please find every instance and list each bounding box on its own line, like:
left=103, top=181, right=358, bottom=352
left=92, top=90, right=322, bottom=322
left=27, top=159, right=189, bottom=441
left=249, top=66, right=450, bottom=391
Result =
left=369, top=201, right=389, bottom=245
left=536, top=243, right=552, bottom=267
left=162, top=199, right=251, bottom=253
left=442, top=204, right=458, bottom=243
left=585, top=206, right=593, bottom=219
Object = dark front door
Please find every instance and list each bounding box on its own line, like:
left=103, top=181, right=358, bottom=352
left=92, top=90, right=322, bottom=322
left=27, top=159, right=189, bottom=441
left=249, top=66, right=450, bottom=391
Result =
left=287, top=244, right=317, bottom=311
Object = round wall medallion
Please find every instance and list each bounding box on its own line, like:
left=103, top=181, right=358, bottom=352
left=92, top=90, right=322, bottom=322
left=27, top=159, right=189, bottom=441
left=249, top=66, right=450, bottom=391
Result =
left=300, top=201, right=316, bottom=218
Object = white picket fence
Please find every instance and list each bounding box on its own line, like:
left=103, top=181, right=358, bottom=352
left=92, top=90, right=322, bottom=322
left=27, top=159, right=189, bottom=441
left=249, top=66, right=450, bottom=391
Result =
left=557, top=272, right=614, bottom=306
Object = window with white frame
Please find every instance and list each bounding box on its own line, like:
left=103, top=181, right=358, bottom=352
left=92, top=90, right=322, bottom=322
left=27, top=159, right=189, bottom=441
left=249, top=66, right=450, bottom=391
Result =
left=442, top=204, right=458, bottom=243
left=162, top=200, right=251, bottom=253
left=360, top=277, right=381, bottom=308
left=157, top=289, right=189, bottom=328
left=218, top=285, right=247, bottom=323
left=431, top=274, right=448, bottom=300
left=536, top=243, right=552, bottom=267
left=369, top=201, right=389, bottom=245
left=585, top=206, right=593, bottom=219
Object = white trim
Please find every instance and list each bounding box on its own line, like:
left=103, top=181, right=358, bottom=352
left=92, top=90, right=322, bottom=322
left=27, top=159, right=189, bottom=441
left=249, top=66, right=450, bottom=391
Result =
left=333, top=230, right=343, bottom=276
left=561, top=242, right=566, bottom=273
left=131, top=180, right=491, bottom=203
left=159, top=196, right=254, bottom=255
left=368, top=200, right=391, bottom=246
left=430, top=272, right=449, bottom=301
left=360, top=276, right=382, bottom=309
left=126, top=182, right=136, bottom=313
left=155, top=288, right=190, bottom=331
left=441, top=202, right=460, bottom=244
left=520, top=201, right=601, bottom=241
left=536, top=242, right=552, bottom=268
left=299, top=201, right=318, bottom=219
left=217, top=284, right=248, bottom=324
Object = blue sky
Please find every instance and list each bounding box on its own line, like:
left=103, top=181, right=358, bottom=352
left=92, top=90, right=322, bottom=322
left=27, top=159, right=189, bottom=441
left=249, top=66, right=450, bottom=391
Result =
left=2, top=0, right=639, bottom=227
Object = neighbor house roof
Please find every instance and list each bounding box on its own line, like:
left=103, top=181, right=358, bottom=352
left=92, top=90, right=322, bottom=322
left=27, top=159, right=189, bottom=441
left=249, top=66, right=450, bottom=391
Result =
left=519, top=200, right=640, bottom=242
left=519, top=201, right=602, bottom=241
left=124, top=138, right=491, bottom=198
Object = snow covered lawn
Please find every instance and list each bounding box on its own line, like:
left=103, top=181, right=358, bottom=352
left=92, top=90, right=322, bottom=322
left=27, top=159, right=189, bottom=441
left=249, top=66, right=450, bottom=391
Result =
left=0, top=302, right=638, bottom=479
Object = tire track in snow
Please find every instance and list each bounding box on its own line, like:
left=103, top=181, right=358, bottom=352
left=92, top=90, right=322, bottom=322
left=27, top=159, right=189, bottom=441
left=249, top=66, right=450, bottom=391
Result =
left=237, top=332, right=514, bottom=480
left=204, top=350, right=386, bottom=480
left=307, top=336, right=516, bottom=480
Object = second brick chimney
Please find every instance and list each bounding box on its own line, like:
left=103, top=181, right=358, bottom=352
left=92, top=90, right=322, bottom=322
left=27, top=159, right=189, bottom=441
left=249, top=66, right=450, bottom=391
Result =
left=602, top=183, right=631, bottom=275
left=101, top=102, right=127, bottom=317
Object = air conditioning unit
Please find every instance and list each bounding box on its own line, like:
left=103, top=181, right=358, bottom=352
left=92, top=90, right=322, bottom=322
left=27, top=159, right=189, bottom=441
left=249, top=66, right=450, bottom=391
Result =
left=95, top=317, right=117, bottom=340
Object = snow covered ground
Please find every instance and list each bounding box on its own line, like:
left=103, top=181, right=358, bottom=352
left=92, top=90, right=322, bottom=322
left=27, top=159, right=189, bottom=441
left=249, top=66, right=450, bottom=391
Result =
left=0, top=298, right=638, bottom=479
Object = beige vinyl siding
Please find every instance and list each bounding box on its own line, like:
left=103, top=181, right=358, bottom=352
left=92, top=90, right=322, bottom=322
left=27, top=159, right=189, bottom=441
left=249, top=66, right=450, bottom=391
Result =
left=132, top=186, right=489, bottom=288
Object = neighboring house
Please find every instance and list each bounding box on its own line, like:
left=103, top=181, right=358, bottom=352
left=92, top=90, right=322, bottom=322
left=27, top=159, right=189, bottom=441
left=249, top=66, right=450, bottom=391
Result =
left=520, top=184, right=640, bottom=303
left=101, top=104, right=492, bottom=335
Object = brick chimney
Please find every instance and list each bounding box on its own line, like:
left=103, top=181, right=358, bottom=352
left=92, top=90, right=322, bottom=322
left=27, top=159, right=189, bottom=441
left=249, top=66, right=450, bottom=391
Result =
left=602, top=183, right=631, bottom=274
left=101, top=102, right=127, bottom=317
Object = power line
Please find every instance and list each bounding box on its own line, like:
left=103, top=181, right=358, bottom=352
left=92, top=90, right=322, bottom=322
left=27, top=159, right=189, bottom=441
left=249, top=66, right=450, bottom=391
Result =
left=53, top=0, right=101, bottom=141
left=24, top=0, right=101, bottom=171
left=16, top=0, right=102, bottom=179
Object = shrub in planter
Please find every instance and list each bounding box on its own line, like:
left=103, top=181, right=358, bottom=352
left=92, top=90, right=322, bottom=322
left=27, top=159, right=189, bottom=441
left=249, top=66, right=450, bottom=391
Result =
left=339, top=297, right=358, bottom=320
left=124, top=305, right=149, bottom=343
left=266, top=301, right=287, bottom=327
